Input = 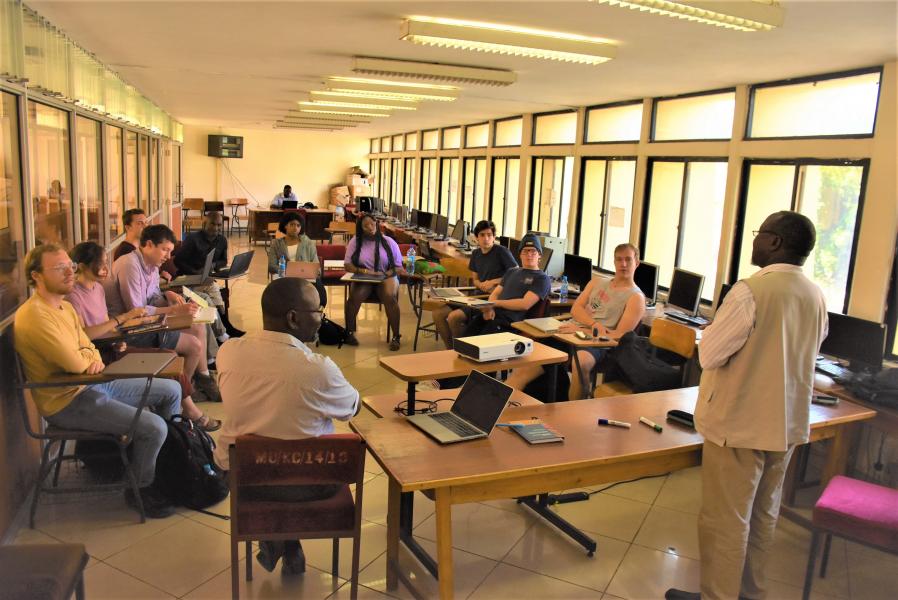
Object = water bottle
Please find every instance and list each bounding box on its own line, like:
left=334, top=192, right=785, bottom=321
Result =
left=277, top=256, right=286, bottom=279
left=559, top=275, right=569, bottom=302
left=406, top=246, right=416, bottom=275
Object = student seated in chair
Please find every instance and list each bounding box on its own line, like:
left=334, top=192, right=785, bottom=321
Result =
left=268, top=211, right=327, bottom=306
left=343, top=213, right=404, bottom=350
left=506, top=242, right=645, bottom=400
left=270, top=184, right=297, bottom=208
left=461, top=233, right=551, bottom=337
left=432, top=219, right=517, bottom=349
left=214, top=277, right=359, bottom=575
left=15, top=244, right=182, bottom=518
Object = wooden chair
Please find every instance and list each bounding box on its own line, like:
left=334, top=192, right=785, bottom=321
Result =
left=593, top=318, right=696, bottom=398
left=228, top=433, right=366, bottom=600
left=182, top=197, right=205, bottom=232
left=439, top=257, right=475, bottom=287
left=229, top=198, right=249, bottom=236
left=327, top=220, right=356, bottom=244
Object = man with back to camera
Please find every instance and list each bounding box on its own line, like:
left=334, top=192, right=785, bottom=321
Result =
left=214, top=277, right=360, bottom=575
left=666, top=211, right=827, bottom=600
left=14, top=244, right=182, bottom=518
left=271, top=184, right=297, bottom=208
left=432, top=219, right=518, bottom=349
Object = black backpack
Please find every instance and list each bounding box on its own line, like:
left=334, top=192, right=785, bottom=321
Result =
left=317, top=316, right=348, bottom=347
left=153, top=415, right=229, bottom=510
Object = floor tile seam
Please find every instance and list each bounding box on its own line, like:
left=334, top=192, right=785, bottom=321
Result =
left=765, top=570, right=850, bottom=597
left=629, top=539, right=699, bottom=562
left=602, top=540, right=641, bottom=597
left=492, top=548, right=611, bottom=598
left=325, top=580, right=393, bottom=600
left=92, top=556, right=179, bottom=598
left=600, top=486, right=664, bottom=506
left=94, top=513, right=189, bottom=561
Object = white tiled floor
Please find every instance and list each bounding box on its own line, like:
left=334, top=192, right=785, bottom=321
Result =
left=12, top=240, right=898, bottom=599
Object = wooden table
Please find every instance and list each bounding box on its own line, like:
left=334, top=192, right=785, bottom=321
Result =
left=352, top=387, right=876, bottom=599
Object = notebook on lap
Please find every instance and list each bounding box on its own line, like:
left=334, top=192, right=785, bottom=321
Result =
left=431, top=287, right=477, bottom=299
left=406, top=370, right=513, bottom=444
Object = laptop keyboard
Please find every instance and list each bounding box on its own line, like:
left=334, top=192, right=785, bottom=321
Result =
left=665, top=309, right=709, bottom=327
left=429, top=412, right=481, bottom=437
left=816, top=361, right=852, bottom=381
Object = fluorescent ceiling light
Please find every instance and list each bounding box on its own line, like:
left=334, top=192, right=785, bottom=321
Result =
left=331, top=75, right=458, bottom=91
left=285, top=111, right=371, bottom=124
left=326, top=85, right=457, bottom=102
left=300, top=108, right=390, bottom=118
left=279, top=119, right=359, bottom=127
left=313, top=89, right=452, bottom=103
left=592, top=0, right=784, bottom=32
left=298, top=99, right=417, bottom=111
left=275, top=124, right=343, bottom=131
left=351, top=56, right=516, bottom=86
left=400, top=17, right=616, bottom=65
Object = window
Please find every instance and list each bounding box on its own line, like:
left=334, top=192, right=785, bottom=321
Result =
left=392, top=134, right=404, bottom=152
left=422, top=129, right=438, bottom=150
left=749, top=70, right=881, bottom=139
left=465, top=123, right=489, bottom=148
left=138, top=134, right=149, bottom=211
left=149, top=137, right=159, bottom=214
left=381, top=136, right=391, bottom=153
left=405, top=132, right=417, bottom=151
left=489, top=157, right=520, bottom=237
left=734, top=160, right=867, bottom=313
left=27, top=101, right=72, bottom=248
left=125, top=130, right=138, bottom=210
left=0, top=91, right=26, bottom=321
left=653, top=90, right=735, bottom=141
left=420, top=158, right=437, bottom=212
left=529, top=157, right=574, bottom=244
left=379, top=158, right=390, bottom=203
left=370, top=138, right=380, bottom=154
left=441, top=127, right=461, bottom=150
left=642, top=159, right=728, bottom=301
left=439, top=158, right=459, bottom=219
left=585, top=102, right=643, bottom=143
left=494, top=117, right=522, bottom=147
left=577, top=158, right=637, bottom=271
left=369, top=159, right=380, bottom=199
left=403, top=157, right=416, bottom=207
left=105, top=125, right=124, bottom=239
left=533, top=111, right=577, bottom=145
left=74, top=116, right=102, bottom=243
left=161, top=140, right=172, bottom=207
left=460, top=158, right=487, bottom=227
left=391, top=158, right=403, bottom=206
left=172, top=144, right=181, bottom=204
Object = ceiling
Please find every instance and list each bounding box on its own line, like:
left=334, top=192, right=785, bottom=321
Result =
left=29, top=1, right=898, bottom=137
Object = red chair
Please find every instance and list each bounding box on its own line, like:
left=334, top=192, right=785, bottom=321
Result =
left=228, top=433, right=366, bottom=600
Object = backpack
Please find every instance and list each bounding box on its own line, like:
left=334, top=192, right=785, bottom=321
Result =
left=317, top=316, right=348, bottom=347
left=153, top=415, right=229, bottom=510
left=602, top=332, right=683, bottom=393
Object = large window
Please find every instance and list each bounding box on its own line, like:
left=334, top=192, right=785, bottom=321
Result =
left=380, top=136, right=391, bottom=153
left=653, top=90, right=735, bottom=141
left=462, top=157, right=487, bottom=227
left=149, top=137, right=159, bottom=214
left=494, top=117, right=522, bottom=147
left=439, top=158, right=459, bottom=219
left=577, top=158, right=637, bottom=271
left=422, top=129, right=438, bottom=151
left=74, top=116, right=102, bottom=243
left=405, top=132, right=417, bottom=151
left=441, top=127, right=461, bottom=150
left=489, top=157, right=519, bottom=237
left=1, top=91, right=26, bottom=321
left=530, top=157, right=574, bottom=244
left=379, top=157, right=390, bottom=202
left=391, top=157, right=403, bottom=206
left=642, top=159, right=728, bottom=301
left=125, top=130, right=138, bottom=211
left=734, top=160, right=867, bottom=313
left=465, top=123, right=489, bottom=148
left=369, top=158, right=380, bottom=199
left=370, top=138, right=380, bottom=154
left=420, top=158, right=437, bottom=212
left=585, top=102, right=643, bottom=143
left=533, top=111, right=577, bottom=145
left=105, top=125, right=123, bottom=240
left=27, top=100, right=72, bottom=248
left=403, top=157, right=416, bottom=207
left=392, top=134, right=404, bottom=152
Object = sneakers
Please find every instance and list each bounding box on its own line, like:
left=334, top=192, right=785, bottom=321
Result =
left=193, top=414, right=222, bottom=432
left=256, top=541, right=306, bottom=575
left=389, top=335, right=401, bottom=351
left=344, top=332, right=359, bottom=346
left=125, top=486, right=175, bottom=519
left=281, top=543, right=306, bottom=575
left=665, top=590, right=700, bottom=600
left=193, top=373, right=221, bottom=402
left=216, top=333, right=230, bottom=344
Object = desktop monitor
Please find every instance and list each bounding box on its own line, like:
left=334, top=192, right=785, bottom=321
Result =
left=666, top=268, right=705, bottom=316
left=563, top=254, right=593, bottom=289
left=508, top=238, right=522, bottom=264
left=374, top=197, right=385, bottom=214
left=357, top=197, right=373, bottom=214
left=634, top=261, right=659, bottom=304
left=450, top=219, right=468, bottom=242
left=498, top=236, right=511, bottom=248
left=820, top=312, right=886, bottom=372
left=410, top=208, right=419, bottom=227
left=434, top=214, right=449, bottom=237
left=418, top=211, right=435, bottom=231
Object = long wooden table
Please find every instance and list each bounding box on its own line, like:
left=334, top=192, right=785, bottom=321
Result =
left=362, top=387, right=542, bottom=419
left=351, top=386, right=876, bottom=599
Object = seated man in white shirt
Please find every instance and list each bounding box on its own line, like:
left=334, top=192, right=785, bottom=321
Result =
left=214, top=277, right=360, bottom=576
left=270, top=184, right=297, bottom=208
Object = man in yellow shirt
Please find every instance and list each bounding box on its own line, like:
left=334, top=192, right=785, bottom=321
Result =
left=14, top=244, right=182, bottom=518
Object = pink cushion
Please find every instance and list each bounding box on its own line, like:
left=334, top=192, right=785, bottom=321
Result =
left=813, top=475, right=898, bottom=553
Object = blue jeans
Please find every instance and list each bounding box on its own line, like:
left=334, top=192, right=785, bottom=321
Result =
left=46, top=378, right=181, bottom=487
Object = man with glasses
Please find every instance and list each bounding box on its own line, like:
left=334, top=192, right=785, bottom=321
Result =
left=214, top=277, right=359, bottom=575
left=14, top=244, right=182, bottom=518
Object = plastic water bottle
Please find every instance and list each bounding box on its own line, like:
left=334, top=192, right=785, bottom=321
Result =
left=559, top=275, right=569, bottom=302
left=406, top=246, right=416, bottom=275
left=277, top=256, right=286, bottom=279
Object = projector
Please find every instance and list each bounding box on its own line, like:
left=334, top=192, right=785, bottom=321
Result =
left=454, top=332, right=533, bottom=362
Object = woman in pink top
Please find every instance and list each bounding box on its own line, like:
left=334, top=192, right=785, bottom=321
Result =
left=67, top=242, right=220, bottom=431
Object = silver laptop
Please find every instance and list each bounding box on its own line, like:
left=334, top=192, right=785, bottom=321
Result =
left=165, top=250, right=214, bottom=287
left=431, top=286, right=476, bottom=299
left=102, top=353, right=175, bottom=377
left=406, top=370, right=513, bottom=444
left=524, top=317, right=564, bottom=333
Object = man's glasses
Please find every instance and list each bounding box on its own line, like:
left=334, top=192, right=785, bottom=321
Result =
left=45, top=262, right=76, bottom=274
left=752, top=229, right=780, bottom=238
left=294, top=307, right=325, bottom=316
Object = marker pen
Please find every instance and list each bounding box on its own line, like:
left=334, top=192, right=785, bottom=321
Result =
left=598, top=418, right=631, bottom=429
left=639, top=416, right=663, bottom=433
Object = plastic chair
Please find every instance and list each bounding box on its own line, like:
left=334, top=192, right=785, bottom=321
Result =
left=228, top=433, right=366, bottom=600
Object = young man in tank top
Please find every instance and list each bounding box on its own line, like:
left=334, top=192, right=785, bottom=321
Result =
left=506, top=243, right=645, bottom=400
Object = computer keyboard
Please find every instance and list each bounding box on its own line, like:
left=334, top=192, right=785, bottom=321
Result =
left=665, top=310, right=709, bottom=327
left=429, top=412, right=481, bottom=437
left=816, top=361, right=852, bottom=381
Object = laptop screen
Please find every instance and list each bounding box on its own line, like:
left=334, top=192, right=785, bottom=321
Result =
left=451, top=371, right=512, bottom=432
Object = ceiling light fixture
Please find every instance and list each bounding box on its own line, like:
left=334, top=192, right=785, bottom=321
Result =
left=330, top=75, right=458, bottom=91
left=284, top=111, right=372, bottom=124
left=298, top=99, right=417, bottom=111
left=326, top=86, right=457, bottom=102
left=274, top=124, right=343, bottom=131
left=279, top=119, right=360, bottom=127
left=591, top=0, right=784, bottom=32
left=400, top=17, right=616, bottom=65
left=351, top=56, right=516, bottom=86
left=313, top=89, right=443, bottom=103
left=300, top=108, right=390, bottom=118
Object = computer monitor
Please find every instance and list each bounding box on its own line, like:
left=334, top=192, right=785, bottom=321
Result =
left=508, top=238, right=522, bottom=264
left=563, top=254, right=593, bottom=289
left=450, top=219, right=468, bottom=242
left=820, top=312, right=886, bottom=372
left=419, top=211, right=435, bottom=231
left=538, top=247, right=554, bottom=273
left=666, top=268, right=704, bottom=316
left=498, top=236, right=511, bottom=248
left=634, top=261, right=659, bottom=304
left=410, top=208, right=419, bottom=227
left=434, top=214, right=449, bottom=237
left=357, top=197, right=373, bottom=214
left=715, top=282, right=733, bottom=311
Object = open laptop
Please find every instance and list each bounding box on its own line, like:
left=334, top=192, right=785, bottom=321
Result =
left=431, top=286, right=477, bottom=299
left=406, top=370, right=513, bottom=444
left=164, top=250, right=214, bottom=287
left=524, top=317, right=564, bottom=333
left=102, top=352, right=175, bottom=377
left=211, top=250, right=253, bottom=278
left=281, top=199, right=298, bottom=210
left=341, top=272, right=386, bottom=283
left=286, top=261, right=321, bottom=280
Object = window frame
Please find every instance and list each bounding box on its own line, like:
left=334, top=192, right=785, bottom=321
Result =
left=492, top=115, right=523, bottom=148
left=583, top=100, right=643, bottom=145
left=530, top=109, right=578, bottom=147
left=650, top=87, right=737, bottom=143
left=464, top=121, right=490, bottom=149
left=527, top=154, right=574, bottom=238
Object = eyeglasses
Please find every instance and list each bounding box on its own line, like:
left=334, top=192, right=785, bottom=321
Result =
left=44, top=262, right=76, bottom=274
left=752, top=229, right=780, bottom=238
left=294, top=307, right=325, bottom=316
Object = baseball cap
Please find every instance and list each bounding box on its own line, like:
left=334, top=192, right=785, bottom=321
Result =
left=519, top=234, right=543, bottom=254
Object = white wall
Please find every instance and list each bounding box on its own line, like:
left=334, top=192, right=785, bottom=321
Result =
left=182, top=125, right=368, bottom=208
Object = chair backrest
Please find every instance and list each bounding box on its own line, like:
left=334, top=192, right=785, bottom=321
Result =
left=204, top=201, right=225, bottom=214
left=316, top=244, right=346, bottom=261
left=230, top=433, right=365, bottom=488
left=440, top=257, right=474, bottom=285
left=183, top=197, right=204, bottom=210
left=649, top=318, right=696, bottom=359
left=8, top=327, right=53, bottom=440
left=329, top=221, right=355, bottom=234
left=525, top=297, right=550, bottom=319
left=230, top=198, right=248, bottom=207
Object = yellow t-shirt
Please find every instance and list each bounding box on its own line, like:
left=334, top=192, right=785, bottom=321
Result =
left=14, top=294, right=102, bottom=416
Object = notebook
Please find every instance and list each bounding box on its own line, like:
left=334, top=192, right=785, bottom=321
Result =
left=102, top=352, right=176, bottom=377
left=406, top=370, right=513, bottom=444
left=504, top=419, right=564, bottom=444
left=117, top=314, right=167, bottom=335
left=431, top=287, right=477, bottom=299
left=447, top=297, right=493, bottom=308
left=341, top=272, right=386, bottom=283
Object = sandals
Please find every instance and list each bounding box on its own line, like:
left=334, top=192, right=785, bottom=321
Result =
left=193, top=414, right=222, bottom=432
left=389, top=335, right=401, bottom=351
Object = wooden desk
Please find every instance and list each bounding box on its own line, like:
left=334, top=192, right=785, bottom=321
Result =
left=381, top=222, right=469, bottom=262
left=362, top=387, right=542, bottom=419
left=248, top=208, right=333, bottom=244
left=352, top=387, right=876, bottom=599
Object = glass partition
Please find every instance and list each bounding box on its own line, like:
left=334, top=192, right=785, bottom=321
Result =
left=27, top=100, right=72, bottom=248
left=0, top=91, right=26, bottom=321
left=74, top=115, right=102, bottom=242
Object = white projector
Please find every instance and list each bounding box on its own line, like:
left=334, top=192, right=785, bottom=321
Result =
left=454, top=332, right=534, bottom=362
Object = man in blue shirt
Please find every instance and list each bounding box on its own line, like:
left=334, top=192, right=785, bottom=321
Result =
left=271, top=184, right=297, bottom=208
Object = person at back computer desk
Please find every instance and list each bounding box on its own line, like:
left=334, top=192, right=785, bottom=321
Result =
left=506, top=242, right=644, bottom=400
left=343, top=213, right=404, bottom=350
left=270, top=184, right=297, bottom=208
left=432, top=219, right=517, bottom=349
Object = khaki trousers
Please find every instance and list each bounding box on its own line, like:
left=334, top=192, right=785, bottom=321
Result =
left=698, top=440, right=795, bottom=600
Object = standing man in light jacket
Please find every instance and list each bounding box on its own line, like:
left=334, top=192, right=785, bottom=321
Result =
left=666, top=211, right=827, bottom=600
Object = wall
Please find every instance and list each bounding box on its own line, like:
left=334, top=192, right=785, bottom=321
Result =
left=182, top=126, right=368, bottom=209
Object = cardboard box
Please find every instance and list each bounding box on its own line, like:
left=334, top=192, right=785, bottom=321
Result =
left=346, top=174, right=369, bottom=187
left=350, top=184, right=371, bottom=197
